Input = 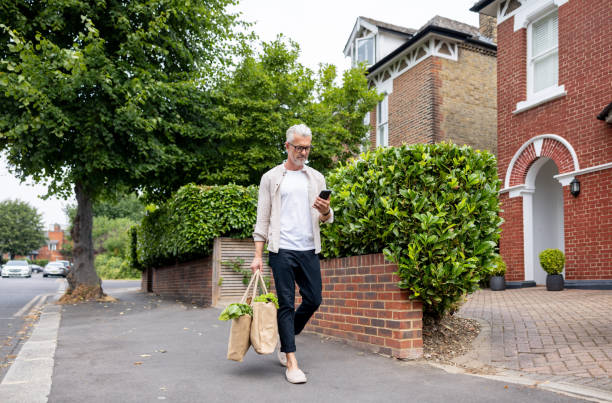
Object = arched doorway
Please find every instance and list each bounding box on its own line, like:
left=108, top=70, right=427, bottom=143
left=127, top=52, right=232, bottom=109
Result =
left=530, top=158, right=564, bottom=284
left=503, top=135, right=578, bottom=284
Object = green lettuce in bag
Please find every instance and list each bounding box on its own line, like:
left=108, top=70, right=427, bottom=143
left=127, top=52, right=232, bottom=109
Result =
left=218, top=303, right=253, bottom=321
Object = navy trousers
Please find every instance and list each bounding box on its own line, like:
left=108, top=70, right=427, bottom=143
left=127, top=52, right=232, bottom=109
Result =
left=268, top=249, right=322, bottom=353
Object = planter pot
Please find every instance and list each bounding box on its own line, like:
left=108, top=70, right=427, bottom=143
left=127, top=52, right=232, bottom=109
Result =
left=490, top=275, right=506, bottom=291
left=546, top=274, right=564, bottom=291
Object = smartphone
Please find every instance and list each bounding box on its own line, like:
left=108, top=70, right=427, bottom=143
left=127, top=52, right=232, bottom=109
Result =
left=319, top=189, right=332, bottom=200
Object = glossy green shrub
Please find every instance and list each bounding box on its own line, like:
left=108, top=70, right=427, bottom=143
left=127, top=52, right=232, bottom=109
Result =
left=321, top=143, right=503, bottom=319
left=538, top=249, right=564, bottom=275
left=134, top=184, right=258, bottom=268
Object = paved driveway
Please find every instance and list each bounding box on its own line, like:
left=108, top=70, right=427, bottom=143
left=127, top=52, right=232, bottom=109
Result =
left=459, top=287, right=612, bottom=392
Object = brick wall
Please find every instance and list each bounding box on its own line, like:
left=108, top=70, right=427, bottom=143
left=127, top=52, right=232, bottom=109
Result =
left=497, top=0, right=612, bottom=175
left=499, top=193, right=524, bottom=281
left=564, top=169, right=612, bottom=280
left=479, top=14, right=497, bottom=43
left=141, top=257, right=213, bottom=305
left=388, top=58, right=436, bottom=146
left=301, top=253, right=423, bottom=360
left=438, top=45, right=497, bottom=154
left=496, top=0, right=612, bottom=281
left=367, top=44, right=496, bottom=153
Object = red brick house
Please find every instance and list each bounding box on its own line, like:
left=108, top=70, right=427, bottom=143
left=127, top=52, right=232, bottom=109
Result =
left=36, top=224, right=70, bottom=262
left=471, top=0, right=612, bottom=287
left=344, top=15, right=498, bottom=153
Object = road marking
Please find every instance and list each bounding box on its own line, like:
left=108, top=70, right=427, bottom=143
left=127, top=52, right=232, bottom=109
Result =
left=12, top=295, right=43, bottom=318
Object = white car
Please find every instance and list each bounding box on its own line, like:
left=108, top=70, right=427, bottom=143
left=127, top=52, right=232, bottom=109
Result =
left=1, top=260, right=32, bottom=278
left=43, top=262, right=67, bottom=278
left=54, top=260, right=71, bottom=271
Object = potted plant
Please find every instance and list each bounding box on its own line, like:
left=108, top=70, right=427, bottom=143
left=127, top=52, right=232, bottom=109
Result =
left=539, top=249, right=565, bottom=291
left=489, top=256, right=506, bottom=291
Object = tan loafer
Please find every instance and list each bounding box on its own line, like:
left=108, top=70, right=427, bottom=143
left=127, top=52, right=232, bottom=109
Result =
left=285, top=368, right=307, bottom=384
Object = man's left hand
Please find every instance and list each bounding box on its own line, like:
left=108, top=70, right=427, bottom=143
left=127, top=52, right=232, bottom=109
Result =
left=313, top=196, right=330, bottom=216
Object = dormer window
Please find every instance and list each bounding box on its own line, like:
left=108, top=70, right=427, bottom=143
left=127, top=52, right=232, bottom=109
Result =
left=356, top=36, right=375, bottom=66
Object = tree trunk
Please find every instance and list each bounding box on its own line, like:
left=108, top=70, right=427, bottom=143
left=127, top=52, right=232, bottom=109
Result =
left=66, top=182, right=103, bottom=298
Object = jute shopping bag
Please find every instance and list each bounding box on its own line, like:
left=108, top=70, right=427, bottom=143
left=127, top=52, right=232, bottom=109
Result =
left=226, top=274, right=257, bottom=362
left=249, top=270, right=279, bottom=355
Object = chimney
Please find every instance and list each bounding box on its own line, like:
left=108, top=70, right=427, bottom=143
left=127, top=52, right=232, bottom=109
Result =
left=479, top=14, right=497, bottom=43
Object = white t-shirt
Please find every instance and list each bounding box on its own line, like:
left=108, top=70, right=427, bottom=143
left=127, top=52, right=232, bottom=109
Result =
left=279, top=169, right=315, bottom=251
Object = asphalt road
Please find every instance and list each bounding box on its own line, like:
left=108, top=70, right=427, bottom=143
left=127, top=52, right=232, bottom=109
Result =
left=0, top=273, right=64, bottom=380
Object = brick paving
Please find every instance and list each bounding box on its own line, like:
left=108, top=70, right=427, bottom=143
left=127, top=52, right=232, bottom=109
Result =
left=459, top=287, right=612, bottom=392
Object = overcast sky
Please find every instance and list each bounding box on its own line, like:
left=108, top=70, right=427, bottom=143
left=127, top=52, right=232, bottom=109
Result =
left=0, top=0, right=480, bottom=228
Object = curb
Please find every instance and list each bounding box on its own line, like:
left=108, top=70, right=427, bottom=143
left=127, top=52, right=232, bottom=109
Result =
left=0, top=282, right=65, bottom=402
left=429, top=362, right=612, bottom=402
left=442, top=315, right=612, bottom=403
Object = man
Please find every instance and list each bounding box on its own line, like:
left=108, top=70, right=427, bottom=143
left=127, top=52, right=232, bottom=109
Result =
left=250, top=123, right=333, bottom=384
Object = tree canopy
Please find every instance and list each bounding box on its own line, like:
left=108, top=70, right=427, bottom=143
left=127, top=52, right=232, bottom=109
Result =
left=200, top=37, right=381, bottom=187
left=0, top=200, right=46, bottom=259
left=0, top=0, right=249, bottom=296
left=0, top=0, right=248, bottom=201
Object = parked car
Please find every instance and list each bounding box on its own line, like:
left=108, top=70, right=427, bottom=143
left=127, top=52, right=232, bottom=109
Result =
left=1, top=260, right=32, bottom=278
left=55, top=260, right=72, bottom=271
left=43, top=262, right=67, bottom=278
left=30, top=264, right=43, bottom=273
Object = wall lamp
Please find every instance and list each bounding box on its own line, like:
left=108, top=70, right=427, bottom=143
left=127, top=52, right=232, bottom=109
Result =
left=569, top=178, right=580, bottom=197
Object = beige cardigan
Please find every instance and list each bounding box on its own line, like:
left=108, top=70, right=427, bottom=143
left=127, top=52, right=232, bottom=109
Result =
left=253, top=163, right=334, bottom=253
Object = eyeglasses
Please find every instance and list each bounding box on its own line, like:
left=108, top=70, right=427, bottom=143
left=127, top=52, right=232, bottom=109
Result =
left=288, top=143, right=314, bottom=153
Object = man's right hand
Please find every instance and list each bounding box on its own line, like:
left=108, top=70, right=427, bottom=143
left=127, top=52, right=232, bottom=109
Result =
left=250, top=257, right=263, bottom=273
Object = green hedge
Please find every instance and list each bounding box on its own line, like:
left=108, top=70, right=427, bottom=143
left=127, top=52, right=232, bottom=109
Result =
left=321, top=143, right=503, bottom=319
left=95, top=253, right=141, bottom=279
left=133, top=184, right=258, bottom=268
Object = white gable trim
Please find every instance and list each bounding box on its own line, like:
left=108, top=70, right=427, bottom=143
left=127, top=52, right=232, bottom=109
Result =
left=344, top=17, right=379, bottom=56
left=368, top=36, right=458, bottom=90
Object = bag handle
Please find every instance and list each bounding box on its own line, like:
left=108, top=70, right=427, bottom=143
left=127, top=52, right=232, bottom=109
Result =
left=250, top=269, right=269, bottom=303
left=256, top=269, right=269, bottom=295
left=239, top=270, right=258, bottom=304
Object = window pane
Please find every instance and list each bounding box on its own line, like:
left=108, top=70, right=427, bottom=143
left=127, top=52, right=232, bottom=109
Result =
left=378, top=96, right=388, bottom=124
left=534, top=52, right=558, bottom=92
left=533, top=12, right=558, bottom=57
left=357, top=37, right=374, bottom=65
left=383, top=123, right=388, bottom=146
left=377, top=123, right=388, bottom=147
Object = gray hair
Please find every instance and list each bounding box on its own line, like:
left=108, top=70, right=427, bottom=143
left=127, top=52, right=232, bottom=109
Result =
left=286, top=124, right=312, bottom=143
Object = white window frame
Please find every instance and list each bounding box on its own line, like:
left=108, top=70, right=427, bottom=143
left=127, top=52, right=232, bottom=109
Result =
left=356, top=35, right=376, bottom=66
left=376, top=95, right=389, bottom=147
left=514, top=5, right=566, bottom=114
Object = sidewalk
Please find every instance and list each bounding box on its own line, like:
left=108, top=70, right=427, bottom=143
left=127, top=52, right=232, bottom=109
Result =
left=0, top=287, right=593, bottom=403
left=457, top=287, right=612, bottom=396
